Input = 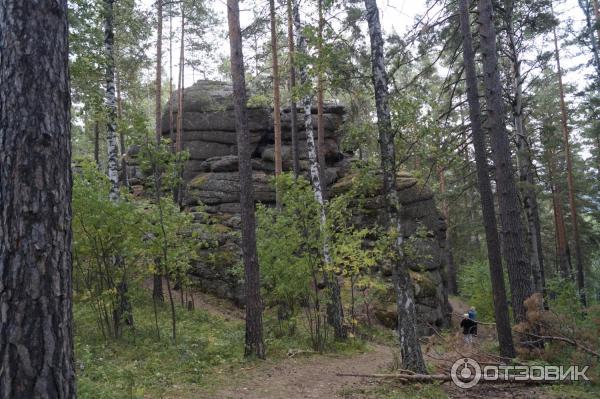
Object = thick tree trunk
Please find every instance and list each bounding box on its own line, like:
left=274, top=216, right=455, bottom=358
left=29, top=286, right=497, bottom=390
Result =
left=287, top=0, right=300, bottom=177
left=104, top=0, right=120, bottom=202
left=458, top=0, right=516, bottom=358
left=504, top=0, right=545, bottom=294
left=551, top=20, right=587, bottom=306
left=294, top=3, right=346, bottom=341
left=437, top=167, right=458, bottom=295
left=364, top=0, right=428, bottom=371
left=0, top=0, right=76, bottom=397
left=227, top=0, right=266, bottom=359
left=478, top=0, right=534, bottom=323
left=317, top=0, right=327, bottom=199
left=270, top=0, right=283, bottom=205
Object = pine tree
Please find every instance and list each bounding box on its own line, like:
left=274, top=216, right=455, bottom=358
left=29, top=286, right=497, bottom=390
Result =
left=227, top=0, right=266, bottom=359
left=0, top=0, right=76, bottom=396
left=458, top=0, right=516, bottom=358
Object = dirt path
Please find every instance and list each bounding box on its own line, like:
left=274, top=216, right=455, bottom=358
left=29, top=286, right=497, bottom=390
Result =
left=207, top=344, right=393, bottom=399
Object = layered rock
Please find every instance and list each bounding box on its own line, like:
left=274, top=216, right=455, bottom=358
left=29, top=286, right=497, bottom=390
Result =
left=132, top=80, right=450, bottom=335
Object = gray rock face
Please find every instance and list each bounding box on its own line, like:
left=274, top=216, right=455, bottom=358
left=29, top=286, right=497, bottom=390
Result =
left=132, top=80, right=450, bottom=335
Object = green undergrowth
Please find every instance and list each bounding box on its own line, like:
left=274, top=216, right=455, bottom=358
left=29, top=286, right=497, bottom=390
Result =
left=75, top=292, right=371, bottom=398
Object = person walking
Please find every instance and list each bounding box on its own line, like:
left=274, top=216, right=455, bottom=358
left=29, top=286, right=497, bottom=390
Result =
left=460, top=313, right=477, bottom=345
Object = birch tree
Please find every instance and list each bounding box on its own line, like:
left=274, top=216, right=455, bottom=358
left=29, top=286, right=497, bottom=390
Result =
left=363, top=0, right=427, bottom=371
left=294, top=3, right=346, bottom=340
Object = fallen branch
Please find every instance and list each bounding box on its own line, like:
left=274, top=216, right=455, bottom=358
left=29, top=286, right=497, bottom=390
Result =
left=336, top=372, right=555, bottom=385
left=517, top=332, right=600, bottom=359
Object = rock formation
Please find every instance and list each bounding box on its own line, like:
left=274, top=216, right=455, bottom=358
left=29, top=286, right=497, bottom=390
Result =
left=128, top=80, right=450, bottom=335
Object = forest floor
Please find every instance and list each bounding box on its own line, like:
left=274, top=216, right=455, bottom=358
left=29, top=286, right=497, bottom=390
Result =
left=169, top=296, right=588, bottom=399
left=76, top=284, right=596, bottom=399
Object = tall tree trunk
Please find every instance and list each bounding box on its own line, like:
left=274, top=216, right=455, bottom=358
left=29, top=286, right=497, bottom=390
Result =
left=227, top=0, right=266, bottom=359
left=270, top=0, right=283, bottom=205
left=437, top=167, right=458, bottom=295
left=104, top=0, right=120, bottom=202
left=478, top=0, right=534, bottom=323
left=169, top=3, right=175, bottom=151
left=153, top=0, right=165, bottom=303
left=548, top=151, right=572, bottom=278
left=287, top=0, right=300, bottom=177
left=551, top=16, right=586, bottom=306
left=458, top=0, right=516, bottom=358
left=294, top=3, right=346, bottom=341
left=364, top=0, right=428, bottom=370
left=504, top=0, right=545, bottom=294
left=104, top=0, right=132, bottom=335
left=94, top=119, right=100, bottom=166
left=175, top=6, right=185, bottom=205
left=317, top=0, right=327, bottom=198
left=115, top=60, right=128, bottom=188
left=0, top=0, right=76, bottom=396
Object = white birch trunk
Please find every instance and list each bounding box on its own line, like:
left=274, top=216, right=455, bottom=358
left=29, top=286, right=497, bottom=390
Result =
left=104, top=0, right=120, bottom=202
left=294, top=6, right=346, bottom=339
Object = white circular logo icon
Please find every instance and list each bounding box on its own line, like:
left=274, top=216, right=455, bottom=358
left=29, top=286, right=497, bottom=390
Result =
left=451, top=357, right=482, bottom=388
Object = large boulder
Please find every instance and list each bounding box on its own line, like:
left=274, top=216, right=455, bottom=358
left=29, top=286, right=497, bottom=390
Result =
left=131, top=79, right=452, bottom=334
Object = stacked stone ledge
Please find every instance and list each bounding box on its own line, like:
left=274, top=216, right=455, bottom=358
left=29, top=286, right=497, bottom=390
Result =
left=127, top=80, right=451, bottom=335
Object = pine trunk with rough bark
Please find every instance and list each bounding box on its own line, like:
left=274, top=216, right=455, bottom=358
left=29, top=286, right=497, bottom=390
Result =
left=0, top=1, right=76, bottom=396
left=478, top=0, right=534, bottom=323
left=504, top=0, right=545, bottom=294
left=287, top=0, right=300, bottom=177
left=364, top=0, right=428, bottom=371
left=270, top=0, right=282, bottom=205
left=175, top=6, right=186, bottom=206
left=459, top=0, right=516, bottom=358
left=227, top=0, right=266, bottom=359
left=294, top=3, right=346, bottom=341
left=551, top=19, right=586, bottom=306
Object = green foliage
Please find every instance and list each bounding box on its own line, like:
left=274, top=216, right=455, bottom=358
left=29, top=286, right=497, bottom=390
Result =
left=457, top=259, right=498, bottom=322
left=73, top=158, right=204, bottom=341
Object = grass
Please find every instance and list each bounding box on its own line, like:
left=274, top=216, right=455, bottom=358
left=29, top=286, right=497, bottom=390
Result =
left=74, top=291, right=370, bottom=398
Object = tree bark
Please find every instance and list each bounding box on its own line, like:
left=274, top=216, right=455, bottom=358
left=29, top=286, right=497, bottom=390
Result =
left=153, top=0, right=165, bottom=302
left=115, top=59, right=128, bottom=188
left=364, top=0, right=428, bottom=371
left=504, top=0, right=545, bottom=294
left=317, top=0, right=327, bottom=199
left=551, top=17, right=586, bottom=306
left=169, top=2, right=175, bottom=151
left=0, top=1, right=76, bottom=397
left=458, top=0, right=516, bottom=358
left=270, top=0, right=283, bottom=205
left=104, top=0, right=120, bottom=202
left=477, top=0, right=534, bottom=323
left=227, top=0, right=266, bottom=359
left=294, top=2, right=346, bottom=341
left=94, top=119, right=100, bottom=166
left=175, top=4, right=186, bottom=206
left=287, top=0, right=300, bottom=177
